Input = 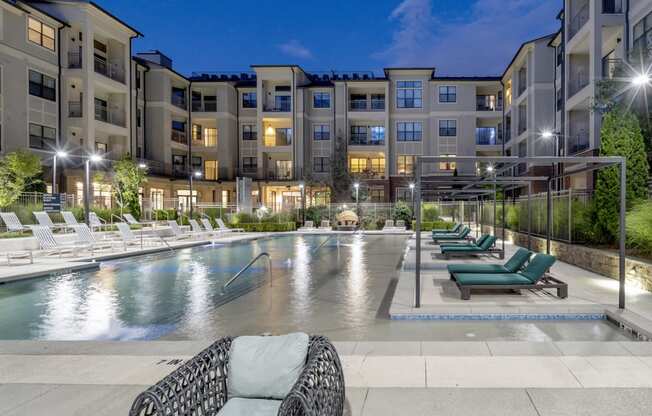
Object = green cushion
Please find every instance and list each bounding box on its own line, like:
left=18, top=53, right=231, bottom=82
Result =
left=442, top=245, right=484, bottom=253
left=454, top=273, right=533, bottom=286
left=432, top=223, right=462, bottom=233
left=217, top=398, right=282, bottom=416
left=520, top=253, right=556, bottom=283
left=433, top=228, right=470, bottom=240
left=504, top=248, right=532, bottom=273
left=478, top=235, right=496, bottom=250
left=447, top=264, right=511, bottom=274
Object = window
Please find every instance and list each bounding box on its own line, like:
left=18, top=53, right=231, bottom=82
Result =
left=397, top=155, right=416, bottom=175
left=313, top=92, right=330, bottom=108
left=439, top=120, right=457, bottom=136
left=95, top=142, right=108, bottom=153
left=439, top=155, right=456, bottom=171
left=192, top=124, right=202, bottom=141
left=275, top=128, right=292, bottom=146
left=29, top=123, right=56, bottom=149
left=350, top=126, right=367, bottom=144
left=28, top=70, right=56, bottom=101
left=438, top=86, right=456, bottom=103
left=370, top=126, right=385, bottom=144
left=371, top=94, right=385, bottom=110
left=172, top=120, right=186, bottom=131
left=368, top=188, right=385, bottom=202
left=94, top=98, right=107, bottom=122
left=396, top=187, right=413, bottom=202
left=136, top=70, right=141, bottom=89
left=603, top=0, right=623, bottom=14
left=171, top=121, right=187, bottom=144
left=518, top=104, right=527, bottom=134
left=313, top=157, right=330, bottom=173
left=396, top=80, right=422, bottom=108
left=172, top=155, right=186, bottom=174
left=274, top=95, right=291, bottom=111
left=349, top=158, right=367, bottom=173
left=476, top=127, right=497, bottom=145
left=242, top=124, right=257, bottom=140
left=313, top=124, right=330, bottom=140
left=205, top=160, right=218, bottom=180
left=518, top=67, right=527, bottom=95
left=633, top=12, right=652, bottom=58
left=204, top=128, right=217, bottom=146
left=150, top=188, right=164, bottom=210
left=28, top=17, right=55, bottom=51
left=242, top=92, right=256, bottom=108
left=242, top=157, right=257, bottom=172
left=370, top=157, right=385, bottom=174
left=171, top=87, right=186, bottom=108
left=397, top=122, right=422, bottom=142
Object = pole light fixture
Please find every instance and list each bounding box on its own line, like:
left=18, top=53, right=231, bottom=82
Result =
left=52, top=150, right=68, bottom=194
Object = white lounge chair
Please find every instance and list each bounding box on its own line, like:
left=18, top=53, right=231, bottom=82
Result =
left=33, top=211, right=66, bottom=231
left=298, top=220, right=316, bottom=231
left=124, top=213, right=156, bottom=228
left=61, top=211, right=80, bottom=227
left=200, top=218, right=224, bottom=236
left=216, top=218, right=244, bottom=233
left=395, top=220, right=407, bottom=231
left=29, top=225, right=91, bottom=257
left=115, top=222, right=162, bottom=250
left=166, top=220, right=193, bottom=240
left=189, top=219, right=221, bottom=238
left=0, top=212, right=29, bottom=233
left=89, top=212, right=107, bottom=232
left=72, top=224, right=116, bottom=253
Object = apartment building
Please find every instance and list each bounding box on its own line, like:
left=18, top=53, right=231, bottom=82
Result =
left=1, top=0, right=650, bottom=210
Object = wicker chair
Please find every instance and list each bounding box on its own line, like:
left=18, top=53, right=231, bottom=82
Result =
left=129, top=336, right=345, bottom=416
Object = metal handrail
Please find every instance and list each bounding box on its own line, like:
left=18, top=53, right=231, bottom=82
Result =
left=222, top=252, right=272, bottom=291
left=312, top=235, right=335, bottom=253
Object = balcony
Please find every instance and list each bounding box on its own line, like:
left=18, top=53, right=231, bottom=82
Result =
left=68, top=101, right=82, bottom=118
left=476, top=95, right=500, bottom=111
left=266, top=167, right=293, bottom=181
left=95, top=107, right=125, bottom=127
left=171, top=95, right=187, bottom=110
left=349, top=134, right=384, bottom=146
left=568, top=75, right=589, bottom=97
left=476, top=128, right=500, bottom=145
left=68, top=51, right=82, bottom=69
left=191, top=100, right=217, bottom=112
left=94, top=56, right=125, bottom=84
left=349, top=98, right=385, bottom=111
left=569, top=2, right=589, bottom=40
left=263, top=103, right=291, bottom=112
left=568, top=132, right=590, bottom=154
left=171, top=130, right=188, bottom=145
left=602, top=0, right=623, bottom=14
left=602, top=58, right=622, bottom=79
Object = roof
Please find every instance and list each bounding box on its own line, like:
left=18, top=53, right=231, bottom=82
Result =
left=133, top=55, right=189, bottom=82
left=27, top=0, right=142, bottom=36
left=501, top=33, right=557, bottom=79
left=432, top=76, right=501, bottom=82
left=7, top=0, right=69, bottom=26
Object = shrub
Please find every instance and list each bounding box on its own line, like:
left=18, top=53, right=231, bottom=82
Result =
left=237, top=222, right=296, bottom=232
left=391, top=201, right=412, bottom=227
left=231, top=212, right=256, bottom=224
left=505, top=204, right=520, bottom=230
left=421, top=204, right=440, bottom=222
left=92, top=207, right=124, bottom=223
left=153, top=209, right=177, bottom=221
left=305, top=205, right=328, bottom=225
left=626, top=200, right=652, bottom=256
left=411, top=220, right=455, bottom=231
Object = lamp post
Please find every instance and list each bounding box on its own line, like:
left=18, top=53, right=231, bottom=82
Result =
left=84, top=154, right=103, bottom=225
left=541, top=130, right=561, bottom=190
left=52, top=150, right=68, bottom=194
left=189, top=171, right=202, bottom=216
left=299, top=182, right=305, bottom=226
left=353, top=182, right=360, bottom=220
left=409, top=182, right=415, bottom=220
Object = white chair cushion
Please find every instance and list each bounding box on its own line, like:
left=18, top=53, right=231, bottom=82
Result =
left=217, top=398, right=282, bottom=416
left=227, top=332, right=309, bottom=400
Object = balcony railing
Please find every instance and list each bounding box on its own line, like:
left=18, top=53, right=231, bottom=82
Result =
left=518, top=121, right=527, bottom=135
left=171, top=95, right=187, bottom=110
left=191, top=101, right=217, bottom=112
left=68, top=101, right=82, bottom=118
left=349, top=98, right=386, bottom=111
left=349, top=134, right=384, bottom=146
left=568, top=132, right=590, bottom=154
left=476, top=95, right=501, bottom=111
left=351, top=169, right=385, bottom=179
left=94, top=56, right=125, bottom=84
left=171, top=130, right=188, bottom=145
left=266, top=168, right=293, bottom=181
left=602, top=58, right=622, bottom=79
left=68, top=51, right=82, bottom=69
left=568, top=75, right=589, bottom=97
left=569, top=2, right=590, bottom=40
left=602, top=0, right=623, bottom=14
left=263, top=103, right=291, bottom=112
left=476, top=128, right=500, bottom=145
left=95, top=107, right=125, bottom=127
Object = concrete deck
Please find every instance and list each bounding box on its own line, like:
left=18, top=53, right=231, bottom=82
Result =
left=3, top=340, right=652, bottom=415
left=393, top=235, right=652, bottom=329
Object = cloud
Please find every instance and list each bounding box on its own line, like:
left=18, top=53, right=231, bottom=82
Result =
left=375, top=0, right=561, bottom=76
left=278, top=39, right=313, bottom=60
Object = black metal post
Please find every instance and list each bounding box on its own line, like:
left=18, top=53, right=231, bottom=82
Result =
left=527, top=182, right=532, bottom=250
left=619, top=159, right=626, bottom=309
left=501, top=185, right=505, bottom=256
left=546, top=178, right=552, bottom=254
left=415, top=159, right=422, bottom=308
left=189, top=173, right=194, bottom=217
left=492, top=180, right=497, bottom=235
left=84, top=160, right=90, bottom=225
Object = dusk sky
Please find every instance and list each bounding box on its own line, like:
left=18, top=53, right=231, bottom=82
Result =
left=106, top=0, right=562, bottom=77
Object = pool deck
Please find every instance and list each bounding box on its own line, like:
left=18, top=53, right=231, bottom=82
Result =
left=392, top=234, right=652, bottom=333
left=3, top=340, right=652, bottom=415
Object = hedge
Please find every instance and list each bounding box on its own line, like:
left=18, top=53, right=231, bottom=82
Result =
left=237, top=222, right=296, bottom=232
left=411, top=220, right=454, bottom=231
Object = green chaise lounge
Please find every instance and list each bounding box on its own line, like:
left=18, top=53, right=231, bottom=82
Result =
left=440, top=234, right=490, bottom=248
left=432, top=223, right=462, bottom=234
left=451, top=253, right=566, bottom=300
left=447, top=248, right=532, bottom=278
left=432, top=226, right=470, bottom=243
left=441, top=235, right=499, bottom=259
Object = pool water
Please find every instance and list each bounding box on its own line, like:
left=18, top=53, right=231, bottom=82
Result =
left=0, top=234, right=631, bottom=341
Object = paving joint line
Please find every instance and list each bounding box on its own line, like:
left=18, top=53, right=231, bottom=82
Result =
left=525, top=389, right=543, bottom=416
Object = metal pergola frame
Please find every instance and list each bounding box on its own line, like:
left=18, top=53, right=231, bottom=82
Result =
left=414, top=156, right=627, bottom=309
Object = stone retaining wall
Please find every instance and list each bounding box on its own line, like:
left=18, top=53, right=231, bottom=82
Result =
left=482, top=225, right=652, bottom=291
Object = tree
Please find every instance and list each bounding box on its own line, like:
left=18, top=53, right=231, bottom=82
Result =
left=594, top=109, right=650, bottom=242
left=391, top=200, right=413, bottom=226
left=112, top=156, right=147, bottom=219
left=329, top=132, right=353, bottom=202
left=0, top=150, right=42, bottom=208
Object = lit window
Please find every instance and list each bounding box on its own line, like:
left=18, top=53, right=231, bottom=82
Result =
left=204, top=127, right=217, bottom=146
left=397, top=155, right=416, bottom=175
left=349, top=158, right=367, bottom=173
left=439, top=155, right=457, bottom=171
left=204, top=160, right=218, bottom=180
left=28, top=17, right=55, bottom=51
